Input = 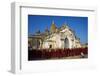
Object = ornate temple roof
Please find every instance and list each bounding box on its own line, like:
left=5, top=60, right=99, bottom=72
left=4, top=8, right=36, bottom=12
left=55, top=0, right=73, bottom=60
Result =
left=29, top=21, right=76, bottom=40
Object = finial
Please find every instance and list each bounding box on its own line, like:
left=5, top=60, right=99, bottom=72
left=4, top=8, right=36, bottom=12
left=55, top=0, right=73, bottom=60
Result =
left=52, top=20, right=54, bottom=24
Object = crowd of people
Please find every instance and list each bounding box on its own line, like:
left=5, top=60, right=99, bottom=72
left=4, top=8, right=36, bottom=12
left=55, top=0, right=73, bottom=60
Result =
left=28, top=48, right=88, bottom=60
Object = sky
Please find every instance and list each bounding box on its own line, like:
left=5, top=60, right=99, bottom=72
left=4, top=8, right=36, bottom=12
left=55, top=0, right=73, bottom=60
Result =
left=28, top=15, right=88, bottom=44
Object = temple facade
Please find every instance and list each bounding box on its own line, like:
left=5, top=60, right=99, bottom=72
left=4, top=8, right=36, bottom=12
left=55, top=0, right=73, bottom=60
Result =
left=28, top=21, right=82, bottom=49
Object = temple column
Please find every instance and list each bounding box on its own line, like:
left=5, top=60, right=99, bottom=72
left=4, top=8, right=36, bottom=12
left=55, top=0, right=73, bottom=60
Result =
left=61, top=39, right=64, bottom=49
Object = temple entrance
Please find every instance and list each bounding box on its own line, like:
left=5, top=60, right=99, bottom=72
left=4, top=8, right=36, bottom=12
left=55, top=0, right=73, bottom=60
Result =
left=49, top=45, right=52, bottom=49
left=64, top=38, right=69, bottom=48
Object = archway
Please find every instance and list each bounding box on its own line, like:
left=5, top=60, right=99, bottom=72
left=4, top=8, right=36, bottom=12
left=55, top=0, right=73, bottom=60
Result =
left=64, top=37, right=69, bottom=48
left=36, top=39, right=40, bottom=49
left=49, top=44, right=52, bottom=49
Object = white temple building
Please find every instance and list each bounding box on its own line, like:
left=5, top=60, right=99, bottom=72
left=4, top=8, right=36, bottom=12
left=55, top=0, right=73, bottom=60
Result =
left=28, top=21, right=82, bottom=49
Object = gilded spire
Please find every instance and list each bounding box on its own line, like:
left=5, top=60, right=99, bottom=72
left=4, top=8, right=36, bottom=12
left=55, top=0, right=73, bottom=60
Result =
left=50, top=20, right=57, bottom=33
